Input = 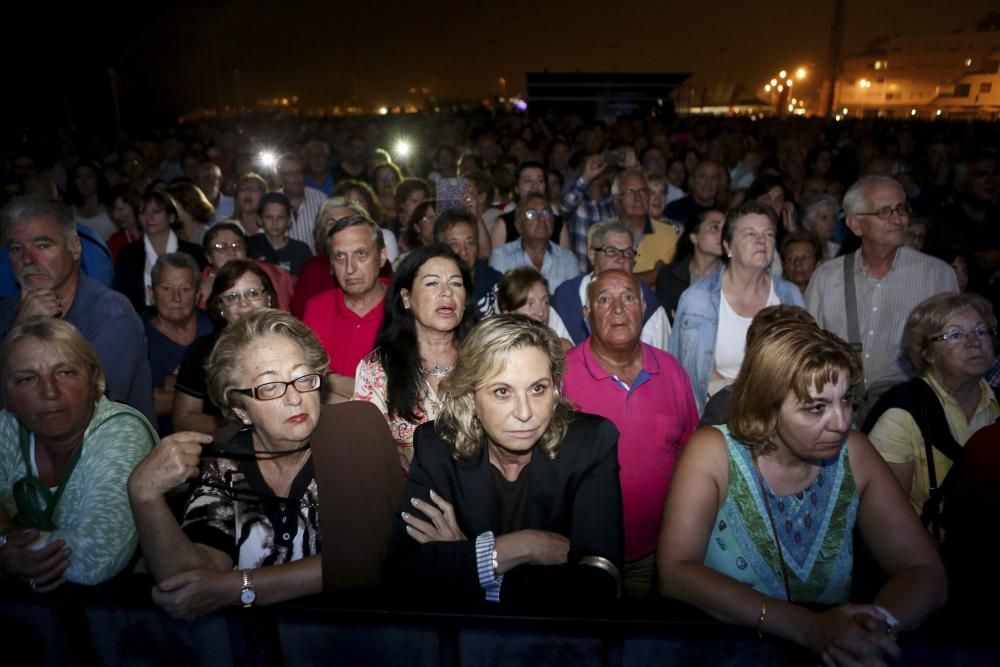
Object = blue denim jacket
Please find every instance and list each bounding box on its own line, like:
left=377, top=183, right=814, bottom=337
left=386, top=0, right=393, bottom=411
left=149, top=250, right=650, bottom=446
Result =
left=668, top=267, right=805, bottom=415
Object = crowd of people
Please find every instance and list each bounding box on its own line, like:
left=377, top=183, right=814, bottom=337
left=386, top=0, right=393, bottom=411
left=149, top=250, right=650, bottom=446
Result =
left=1, top=108, right=998, bottom=664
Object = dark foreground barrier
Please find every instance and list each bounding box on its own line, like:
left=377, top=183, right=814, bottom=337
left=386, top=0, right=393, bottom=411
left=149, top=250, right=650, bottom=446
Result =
left=2, top=576, right=997, bottom=666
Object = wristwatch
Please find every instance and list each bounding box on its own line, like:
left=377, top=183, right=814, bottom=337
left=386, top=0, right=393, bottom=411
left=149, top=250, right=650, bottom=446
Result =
left=239, top=569, right=256, bottom=607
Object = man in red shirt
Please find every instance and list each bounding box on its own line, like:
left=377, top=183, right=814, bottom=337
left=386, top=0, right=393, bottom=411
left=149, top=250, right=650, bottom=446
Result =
left=303, top=213, right=387, bottom=401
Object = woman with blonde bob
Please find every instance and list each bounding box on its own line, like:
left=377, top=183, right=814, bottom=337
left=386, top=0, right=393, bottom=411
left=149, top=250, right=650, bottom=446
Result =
left=384, top=314, right=624, bottom=605
left=658, top=322, right=946, bottom=665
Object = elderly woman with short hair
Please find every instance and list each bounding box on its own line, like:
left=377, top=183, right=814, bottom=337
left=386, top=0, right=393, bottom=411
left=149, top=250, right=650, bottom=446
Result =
left=865, top=292, right=1000, bottom=526
left=385, top=314, right=623, bottom=605
left=0, top=317, right=157, bottom=591
left=800, top=194, right=842, bottom=260
left=145, top=252, right=214, bottom=435
left=670, top=200, right=805, bottom=415
left=129, top=310, right=330, bottom=619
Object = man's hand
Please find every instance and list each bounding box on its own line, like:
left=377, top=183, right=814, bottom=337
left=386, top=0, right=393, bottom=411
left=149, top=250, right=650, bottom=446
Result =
left=17, top=288, right=63, bottom=321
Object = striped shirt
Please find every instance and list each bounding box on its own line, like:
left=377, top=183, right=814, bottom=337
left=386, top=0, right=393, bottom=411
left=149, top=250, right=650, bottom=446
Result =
left=283, top=186, right=327, bottom=253
left=804, top=246, right=959, bottom=392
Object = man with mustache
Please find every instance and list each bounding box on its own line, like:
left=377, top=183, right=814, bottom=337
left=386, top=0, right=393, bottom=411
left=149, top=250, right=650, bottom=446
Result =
left=0, top=198, right=154, bottom=423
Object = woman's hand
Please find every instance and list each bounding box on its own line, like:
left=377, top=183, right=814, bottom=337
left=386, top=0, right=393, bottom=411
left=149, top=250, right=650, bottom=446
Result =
left=151, top=568, right=241, bottom=620
left=0, top=529, right=71, bottom=593
left=128, top=431, right=213, bottom=504
left=402, top=490, right=467, bottom=543
left=804, top=604, right=900, bottom=667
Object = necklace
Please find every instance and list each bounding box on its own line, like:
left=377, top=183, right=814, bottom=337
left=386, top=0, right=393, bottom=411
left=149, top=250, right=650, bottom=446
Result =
left=753, top=454, right=794, bottom=603
left=420, top=365, right=454, bottom=377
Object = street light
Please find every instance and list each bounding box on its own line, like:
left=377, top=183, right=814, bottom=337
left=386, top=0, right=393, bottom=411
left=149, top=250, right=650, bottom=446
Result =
left=795, top=67, right=807, bottom=80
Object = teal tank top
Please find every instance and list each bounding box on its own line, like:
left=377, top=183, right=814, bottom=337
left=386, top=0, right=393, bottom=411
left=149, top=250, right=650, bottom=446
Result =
left=703, top=425, right=859, bottom=604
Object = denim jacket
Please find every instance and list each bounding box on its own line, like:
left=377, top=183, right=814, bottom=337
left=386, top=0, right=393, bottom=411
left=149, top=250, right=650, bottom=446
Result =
left=668, top=267, right=805, bottom=415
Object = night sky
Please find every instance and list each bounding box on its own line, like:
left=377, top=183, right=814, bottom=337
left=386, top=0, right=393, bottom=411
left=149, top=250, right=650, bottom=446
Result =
left=4, top=0, right=992, bottom=128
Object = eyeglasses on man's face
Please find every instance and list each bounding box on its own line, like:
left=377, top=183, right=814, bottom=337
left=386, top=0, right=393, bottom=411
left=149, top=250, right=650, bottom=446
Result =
left=592, top=246, right=638, bottom=259
left=856, top=202, right=912, bottom=220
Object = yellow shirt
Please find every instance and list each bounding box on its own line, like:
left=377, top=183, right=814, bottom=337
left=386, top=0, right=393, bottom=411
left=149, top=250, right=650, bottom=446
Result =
left=869, top=374, right=1000, bottom=516
left=633, top=220, right=678, bottom=274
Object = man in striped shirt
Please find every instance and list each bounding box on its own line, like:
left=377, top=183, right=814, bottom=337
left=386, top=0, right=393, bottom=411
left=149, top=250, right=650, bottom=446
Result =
left=277, top=154, right=327, bottom=253
left=805, top=175, right=958, bottom=419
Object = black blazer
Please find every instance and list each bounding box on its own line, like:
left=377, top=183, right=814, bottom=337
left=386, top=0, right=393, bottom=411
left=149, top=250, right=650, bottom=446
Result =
left=113, top=239, right=206, bottom=313
left=384, top=412, right=624, bottom=606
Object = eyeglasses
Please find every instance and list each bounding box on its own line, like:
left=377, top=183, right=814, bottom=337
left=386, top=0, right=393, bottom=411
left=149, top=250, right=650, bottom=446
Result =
left=220, top=288, right=269, bottom=306
left=930, top=326, right=996, bottom=345
left=523, top=208, right=552, bottom=221
left=231, top=373, right=322, bottom=401
left=621, top=187, right=650, bottom=199
left=211, top=241, right=246, bottom=253
left=592, top=246, right=638, bottom=259
left=856, top=202, right=912, bottom=220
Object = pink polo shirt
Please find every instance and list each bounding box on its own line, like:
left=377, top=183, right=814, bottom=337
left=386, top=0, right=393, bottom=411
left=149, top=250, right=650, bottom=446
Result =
left=564, top=340, right=698, bottom=562
left=303, top=288, right=385, bottom=376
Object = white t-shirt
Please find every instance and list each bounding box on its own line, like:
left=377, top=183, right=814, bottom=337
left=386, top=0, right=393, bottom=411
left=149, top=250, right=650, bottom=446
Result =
left=713, top=281, right=780, bottom=381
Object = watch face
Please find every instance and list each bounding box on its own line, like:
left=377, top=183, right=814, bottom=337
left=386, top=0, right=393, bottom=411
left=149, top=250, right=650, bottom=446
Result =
left=240, top=588, right=256, bottom=605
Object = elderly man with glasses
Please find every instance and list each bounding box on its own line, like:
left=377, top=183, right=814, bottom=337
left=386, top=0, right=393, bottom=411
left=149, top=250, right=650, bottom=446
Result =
left=552, top=220, right=671, bottom=350
left=489, top=193, right=579, bottom=291
left=805, top=175, right=959, bottom=420
left=610, top=168, right=678, bottom=287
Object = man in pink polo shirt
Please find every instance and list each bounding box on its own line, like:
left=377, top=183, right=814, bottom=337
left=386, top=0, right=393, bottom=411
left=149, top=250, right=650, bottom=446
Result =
left=564, top=269, right=698, bottom=598
left=303, top=212, right=388, bottom=401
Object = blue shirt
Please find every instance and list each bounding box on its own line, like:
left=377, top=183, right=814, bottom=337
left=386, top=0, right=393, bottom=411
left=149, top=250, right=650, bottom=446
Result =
left=0, top=274, right=155, bottom=424
left=0, top=224, right=113, bottom=297
left=144, top=309, right=215, bottom=435
left=489, top=240, right=580, bottom=292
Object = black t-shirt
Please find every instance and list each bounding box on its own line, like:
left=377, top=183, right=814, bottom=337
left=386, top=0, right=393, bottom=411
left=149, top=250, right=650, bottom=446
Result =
left=175, top=331, right=222, bottom=418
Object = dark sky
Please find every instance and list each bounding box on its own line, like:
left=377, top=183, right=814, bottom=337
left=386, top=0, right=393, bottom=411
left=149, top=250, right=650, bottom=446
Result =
left=5, top=0, right=992, bottom=128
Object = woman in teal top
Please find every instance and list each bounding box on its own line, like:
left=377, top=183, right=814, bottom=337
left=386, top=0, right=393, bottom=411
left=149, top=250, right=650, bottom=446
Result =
left=0, top=317, right=156, bottom=592
left=658, top=320, right=945, bottom=666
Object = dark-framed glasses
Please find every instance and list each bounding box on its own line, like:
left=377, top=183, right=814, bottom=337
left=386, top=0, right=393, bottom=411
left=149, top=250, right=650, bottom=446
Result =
left=220, top=288, right=268, bottom=306
left=856, top=202, right=912, bottom=220
left=231, top=373, right=323, bottom=401
left=593, top=246, right=638, bottom=259
left=930, top=326, right=996, bottom=345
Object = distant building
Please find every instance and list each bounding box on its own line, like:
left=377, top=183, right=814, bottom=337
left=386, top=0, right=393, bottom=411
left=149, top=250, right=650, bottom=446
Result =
left=525, top=72, right=691, bottom=118
left=833, top=13, right=1000, bottom=119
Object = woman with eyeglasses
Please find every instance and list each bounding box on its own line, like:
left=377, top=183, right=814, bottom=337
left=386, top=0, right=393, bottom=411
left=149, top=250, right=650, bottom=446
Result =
left=670, top=201, right=804, bottom=416
left=396, top=199, right=437, bottom=258
left=197, top=223, right=294, bottom=312
left=0, top=317, right=157, bottom=592
left=172, top=260, right=277, bottom=433
left=129, top=310, right=329, bottom=619
left=114, top=190, right=206, bottom=314
left=864, top=293, right=1000, bottom=527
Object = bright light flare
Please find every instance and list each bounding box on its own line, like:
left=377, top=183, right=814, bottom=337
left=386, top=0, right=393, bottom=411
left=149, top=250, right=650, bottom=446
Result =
left=257, top=150, right=278, bottom=170
left=394, top=139, right=412, bottom=160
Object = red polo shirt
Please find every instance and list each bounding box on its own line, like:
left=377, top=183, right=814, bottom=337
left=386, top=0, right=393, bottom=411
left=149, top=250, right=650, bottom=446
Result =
left=303, top=287, right=385, bottom=376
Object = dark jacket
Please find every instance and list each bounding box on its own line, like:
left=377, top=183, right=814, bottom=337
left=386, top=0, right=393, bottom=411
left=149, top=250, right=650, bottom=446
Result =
left=384, top=412, right=624, bottom=607
left=113, top=238, right=206, bottom=313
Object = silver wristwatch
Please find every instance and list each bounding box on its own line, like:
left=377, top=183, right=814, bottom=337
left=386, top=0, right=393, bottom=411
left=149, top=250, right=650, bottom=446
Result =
left=239, top=569, right=256, bottom=607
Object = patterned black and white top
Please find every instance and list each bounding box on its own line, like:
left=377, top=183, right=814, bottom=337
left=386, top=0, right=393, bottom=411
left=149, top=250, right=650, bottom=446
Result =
left=181, top=430, right=321, bottom=569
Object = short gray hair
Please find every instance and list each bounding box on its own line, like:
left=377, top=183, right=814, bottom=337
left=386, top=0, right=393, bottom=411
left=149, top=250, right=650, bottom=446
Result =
left=611, top=168, right=648, bottom=196
left=152, top=252, right=200, bottom=286
left=208, top=309, right=330, bottom=422
left=842, top=175, right=902, bottom=217
left=1, top=197, right=78, bottom=246
left=801, top=194, right=840, bottom=226
left=588, top=220, right=634, bottom=249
